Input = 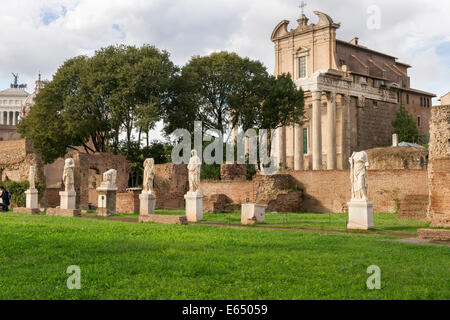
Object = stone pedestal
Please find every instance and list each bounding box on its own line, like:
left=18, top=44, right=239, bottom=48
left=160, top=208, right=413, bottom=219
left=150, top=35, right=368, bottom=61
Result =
left=25, top=189, right=39, bottom=209
left=97, top=184, right=117, bottom=216
left=184, top=192, right=203, bottom=222
left=13, top=207, right=40, bottom=214
left=59, top=191, right=76, bottom=210
left=347, top=200, right=374, bottom=230
left=241, top=203, right=265, bottom=225
left=47, top=208, right=81, bottom=217
left=139, top=192, right=156, bottom=216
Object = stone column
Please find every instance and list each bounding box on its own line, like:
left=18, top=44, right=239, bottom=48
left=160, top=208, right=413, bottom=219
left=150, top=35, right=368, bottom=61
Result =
left=278, top=127, right=286, bottom=170
left=294, top=124, right=304, bottom=171
left=312, top=90, right=322, bottom=170
left=326, top=92, right=337, bottom=170
left=339, top=94, right=350, bottom=170
left=392, top=134, right=399, bottom=147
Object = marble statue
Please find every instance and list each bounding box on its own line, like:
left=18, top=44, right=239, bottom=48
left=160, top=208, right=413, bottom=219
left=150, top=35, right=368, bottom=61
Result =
left=143, top=158, right=155, bottom=194
left=62, top=158, right=75, bottom=192
left=102, top=169, right=117, bottom=187
left=349, top=151, right=369, bottom=201
left=187, top=150, right=201, bottom=194
left=28, top=166, right=36, bottom=190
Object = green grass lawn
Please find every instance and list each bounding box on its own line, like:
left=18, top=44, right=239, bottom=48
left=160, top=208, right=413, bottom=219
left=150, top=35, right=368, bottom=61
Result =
left=92, top=210, right=430, bottom=236
left=0, top=213, right=448, bottom=300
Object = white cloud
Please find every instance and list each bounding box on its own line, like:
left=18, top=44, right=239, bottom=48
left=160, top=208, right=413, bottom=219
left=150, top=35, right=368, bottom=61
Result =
left=0, top=0, right=448, bottom=113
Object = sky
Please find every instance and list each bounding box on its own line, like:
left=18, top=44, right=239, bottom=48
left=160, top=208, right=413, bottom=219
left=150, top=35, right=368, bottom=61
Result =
left=0, top=0, right=448, bottom=139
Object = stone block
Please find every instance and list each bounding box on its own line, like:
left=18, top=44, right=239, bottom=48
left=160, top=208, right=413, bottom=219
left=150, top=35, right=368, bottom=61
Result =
left=241, top=203, right=265, bottom=225
left=184, top=192, right=203, bottom=222
left=418, top=229, right=450, bottom=241
left=347, top=200, right=374, bottom=230
left=59, top=191, right=76, bottom=210
left=13, top=207, right=40, bottom=214
left=25, top=189, right=39, bottom=209
left=47, top=208, right=81, bottom=217
left=139, top=214, right=188, bottom=225
left=139, top=192, right=156, bottom=216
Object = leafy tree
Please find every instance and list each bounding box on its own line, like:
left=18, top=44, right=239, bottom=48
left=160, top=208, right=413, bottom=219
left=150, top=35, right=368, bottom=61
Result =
left=392, top=104, right=420, bottom=143
left=120, top=141, right=172, bottom=187
left=18, top=45, right=176, bottom=164
left=162, top=51, right=271, bottom=135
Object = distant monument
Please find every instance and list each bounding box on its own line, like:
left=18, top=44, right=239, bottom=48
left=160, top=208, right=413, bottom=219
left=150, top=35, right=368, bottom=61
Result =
left=347, top=151, right=374, bottom=230
left=139, top=158, right=156, bottom=216
left=97, top=169, right=118, bottom=216
left=184, top=150, right=203, bottom=222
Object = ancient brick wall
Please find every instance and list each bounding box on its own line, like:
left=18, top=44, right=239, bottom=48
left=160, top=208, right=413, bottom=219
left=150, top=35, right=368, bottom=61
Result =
left=288, top=169, right=428, bottom=214
left=43, top=151, right=130, bottom=209
left=154, top=163, right=188, bottom=209
left=427, top=105, right=450, bottom=227
left=202, top=180, right=255, bottom=205
left=365, top=147, right=428, bottom=170
left=116, top=192, right=140, bottom=214
left=356, top=99, right=398, bottom=151
left=220, top=164, right=247, bottom=181
left=0, top=139, right=44, bottom=183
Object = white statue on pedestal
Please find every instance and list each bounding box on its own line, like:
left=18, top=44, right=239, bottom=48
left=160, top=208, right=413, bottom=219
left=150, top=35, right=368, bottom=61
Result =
left=143, top=158, right=155, bottom=194
left=187, top=150, right=201, bottom=194
left=62, top=158, right=75, bottom=192
left=29, top=166, right=36, bottom=190
left=347, top=151, right=373, bottom=230
left=349, top=151, right=369, bottom=201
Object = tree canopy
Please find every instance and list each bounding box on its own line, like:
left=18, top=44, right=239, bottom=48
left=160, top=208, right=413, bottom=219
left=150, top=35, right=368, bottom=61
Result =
left=18, top=44, right=177, bottom=164
left=161, top=51, right=304, bottom=137
left=392, top=104, right=420, bottom=144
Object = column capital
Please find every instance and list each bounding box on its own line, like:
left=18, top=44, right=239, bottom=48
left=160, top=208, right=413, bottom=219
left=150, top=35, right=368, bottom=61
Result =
left=326, top=91, right=337, bottom=102
left=311, top=90, right=322, bottom=101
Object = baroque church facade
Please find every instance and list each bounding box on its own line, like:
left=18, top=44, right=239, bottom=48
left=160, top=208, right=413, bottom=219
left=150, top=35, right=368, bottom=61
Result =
left=271, top=11, right=435, bottom=170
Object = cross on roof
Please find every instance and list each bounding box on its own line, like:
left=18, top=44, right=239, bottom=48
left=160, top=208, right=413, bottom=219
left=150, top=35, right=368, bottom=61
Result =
left=299, top=0, right=307, bottom=15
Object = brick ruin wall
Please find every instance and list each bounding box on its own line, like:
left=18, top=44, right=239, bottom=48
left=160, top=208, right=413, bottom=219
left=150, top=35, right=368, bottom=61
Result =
left=116, top=191, right=140, bottom=214
left=44, top=151, right=130, bottom=209
left=0, top=139, right=44, bottom=183
left=355, top=98, right=398, bottom=151
left=365, top=147, right=428, bottom=170
left=288, top=169, right=428, bottom=217
left=154, top=163, right=188, bottom=210
left=154, top=162, right=427, bottom=216
left=427, top=105, right=450, bottom=227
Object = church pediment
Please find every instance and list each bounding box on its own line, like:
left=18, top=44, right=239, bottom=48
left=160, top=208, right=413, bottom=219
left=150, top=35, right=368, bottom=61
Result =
left=271, top=20, right=290, bottom=41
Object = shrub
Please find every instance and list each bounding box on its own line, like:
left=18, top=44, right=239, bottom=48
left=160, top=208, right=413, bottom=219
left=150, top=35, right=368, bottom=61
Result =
left=201, top=164, right=221, bottom=181
left=1, top=181, right=45, bottom=208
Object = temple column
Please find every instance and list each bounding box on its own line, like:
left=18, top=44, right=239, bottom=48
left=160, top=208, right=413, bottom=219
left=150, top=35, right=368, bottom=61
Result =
left=312, top=90, right=322, bottom=170
left=326, top=92, right=337, bottom=170
left=278, top=127, right=286, bottom=170
left=294, top=124, right=304, bottom=170
left=339, top=94, right=350, bottom=169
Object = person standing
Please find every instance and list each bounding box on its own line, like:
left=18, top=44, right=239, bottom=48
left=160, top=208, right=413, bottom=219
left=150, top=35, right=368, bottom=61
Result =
left=0, top=186, right=11, bottom=212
